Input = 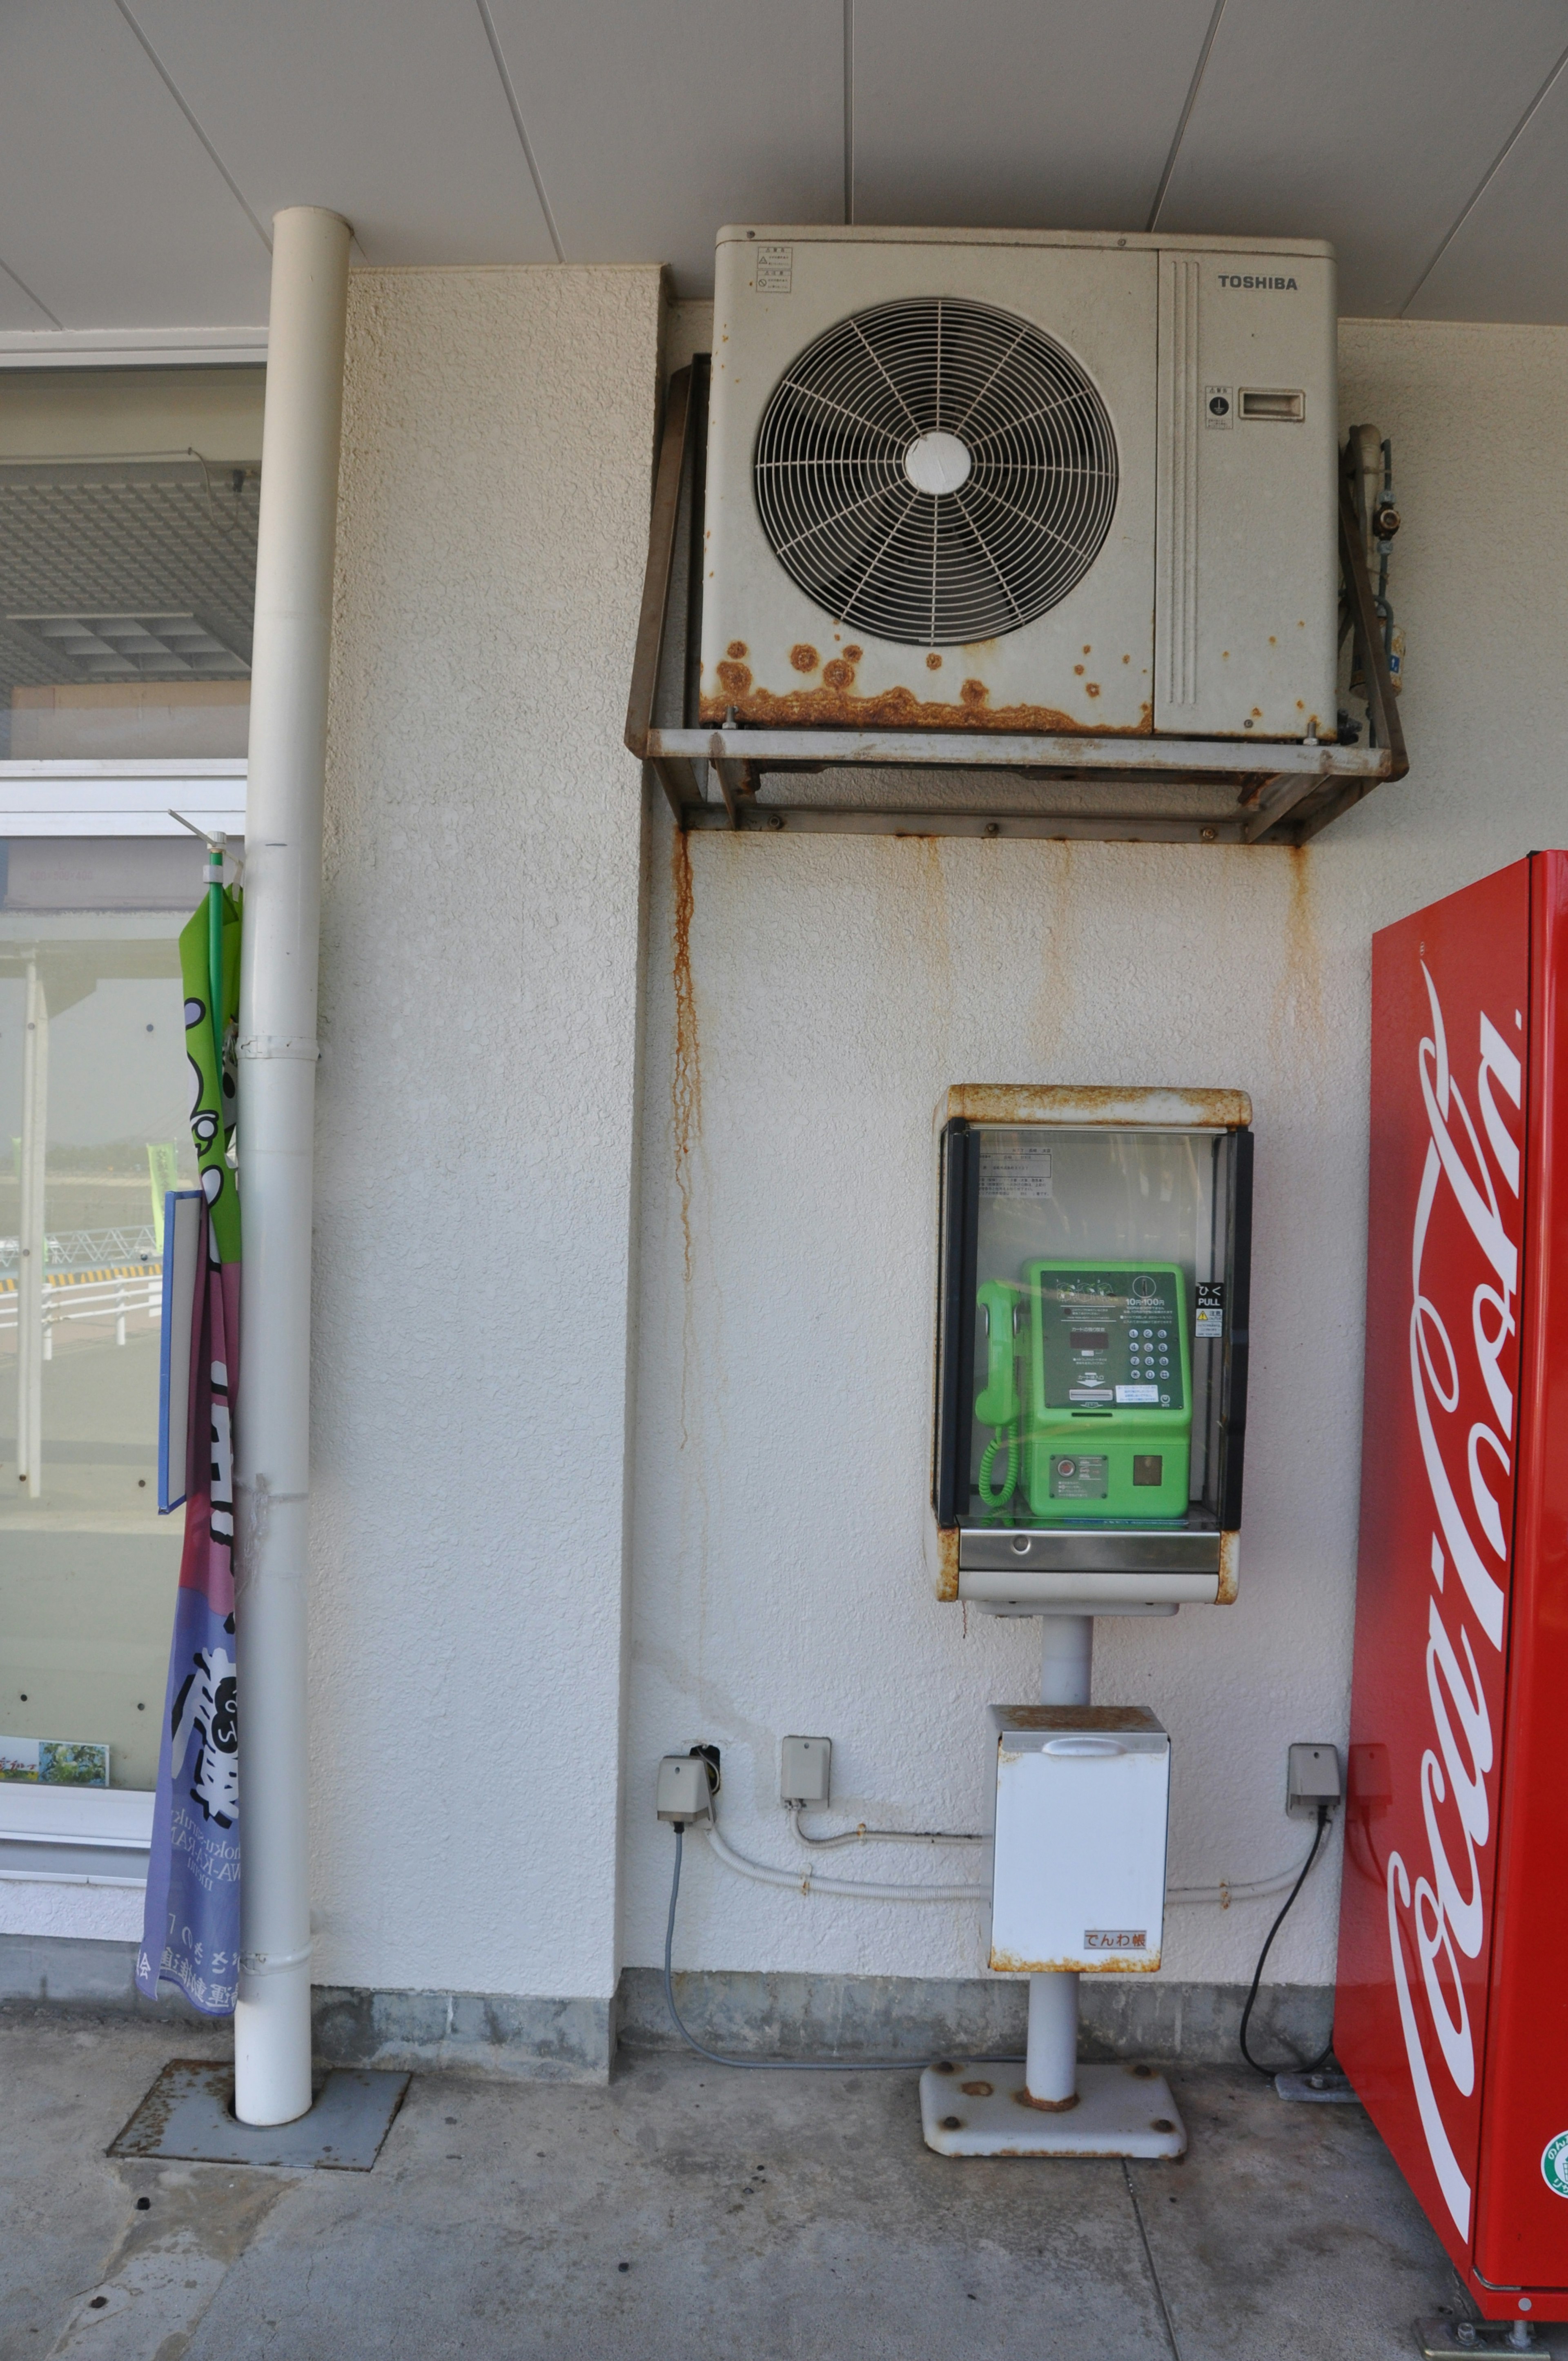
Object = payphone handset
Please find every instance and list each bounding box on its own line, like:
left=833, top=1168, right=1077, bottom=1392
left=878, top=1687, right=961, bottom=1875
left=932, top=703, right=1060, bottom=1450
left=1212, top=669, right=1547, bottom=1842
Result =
left=975, top=1279, right=1023, bottom=1510
left=973, top=1260, right=1193, bottom=1523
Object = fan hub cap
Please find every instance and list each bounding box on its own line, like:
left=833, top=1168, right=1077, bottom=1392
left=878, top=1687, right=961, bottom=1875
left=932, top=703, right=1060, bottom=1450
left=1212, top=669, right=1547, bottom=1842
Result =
left=903, top=429, right=972, bottom=497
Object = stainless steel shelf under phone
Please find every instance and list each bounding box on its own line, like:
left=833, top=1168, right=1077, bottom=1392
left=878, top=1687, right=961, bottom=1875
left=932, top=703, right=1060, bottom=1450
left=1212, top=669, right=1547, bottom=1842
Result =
left=960, top=1526, right=1221, bottom=1573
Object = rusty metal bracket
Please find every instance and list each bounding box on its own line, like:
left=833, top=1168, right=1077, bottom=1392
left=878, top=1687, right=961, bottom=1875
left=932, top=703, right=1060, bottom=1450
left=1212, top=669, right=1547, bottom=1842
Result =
left=625, top=363, right=700, bottom=826
left=625, top=377, right=1407, bottom=847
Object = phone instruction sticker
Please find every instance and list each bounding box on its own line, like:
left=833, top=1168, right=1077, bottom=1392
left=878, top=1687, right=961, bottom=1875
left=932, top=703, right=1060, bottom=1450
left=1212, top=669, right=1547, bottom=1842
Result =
left=1196, top=1281, right=1225, bottom=1339
left=979, top=1138, right=1053, bottom=1201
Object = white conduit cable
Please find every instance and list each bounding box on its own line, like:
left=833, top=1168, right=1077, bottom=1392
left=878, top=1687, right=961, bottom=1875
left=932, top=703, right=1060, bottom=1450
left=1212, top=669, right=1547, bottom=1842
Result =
left=712, top=1809, right=1334, bottom=1908
left=704, top=1816, right=987, bottom=1903
left=789, top=1804, right=989, bottom=1850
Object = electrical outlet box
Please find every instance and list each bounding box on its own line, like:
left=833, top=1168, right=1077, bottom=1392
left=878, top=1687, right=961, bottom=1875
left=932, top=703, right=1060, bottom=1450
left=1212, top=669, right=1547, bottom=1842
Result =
left=656, top=1755, right=712, bottom=1824
left=780, top=1735, right=832, bottom=1806
left=1286, top=1742, right=1342, bottom=1818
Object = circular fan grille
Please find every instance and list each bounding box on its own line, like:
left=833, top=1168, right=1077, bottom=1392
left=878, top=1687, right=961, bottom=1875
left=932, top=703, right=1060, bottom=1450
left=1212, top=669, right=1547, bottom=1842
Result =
left=754, top=297, right=1118, bottom=648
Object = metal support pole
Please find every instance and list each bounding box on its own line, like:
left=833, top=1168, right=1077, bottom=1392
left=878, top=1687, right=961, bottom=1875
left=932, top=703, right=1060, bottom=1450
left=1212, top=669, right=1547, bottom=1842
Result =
left=16, top=958, right=47, bottom=1499
left=1025, top=1614, right=1093, bottom=2109
left=233, top=205, right=351, bottom=2129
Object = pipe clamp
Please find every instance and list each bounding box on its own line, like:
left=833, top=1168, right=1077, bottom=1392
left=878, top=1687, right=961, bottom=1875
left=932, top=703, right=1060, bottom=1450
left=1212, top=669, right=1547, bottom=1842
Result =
left=239, top=1940, right=314, bottom=1976
left=238, top=1035, right=320, bottom=1061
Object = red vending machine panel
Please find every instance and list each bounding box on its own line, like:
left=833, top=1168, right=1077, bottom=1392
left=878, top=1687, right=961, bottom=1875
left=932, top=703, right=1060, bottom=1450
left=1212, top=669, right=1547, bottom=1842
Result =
left=1338, top=853, right=1568, bottom=2320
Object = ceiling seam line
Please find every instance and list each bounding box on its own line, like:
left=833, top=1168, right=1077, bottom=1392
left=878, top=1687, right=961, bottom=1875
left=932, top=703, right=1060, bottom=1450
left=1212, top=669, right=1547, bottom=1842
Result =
left=843, top=0, right=855, bottom=227
left=0, top=254, right=63, bottom=332
left=1398, top=37, right=1568, bottom=316
left=473, top=0, right=566, bottom=264
left=1146, top=0, right=1229, bottom=235
left=111, top=0, right=272, bottom=256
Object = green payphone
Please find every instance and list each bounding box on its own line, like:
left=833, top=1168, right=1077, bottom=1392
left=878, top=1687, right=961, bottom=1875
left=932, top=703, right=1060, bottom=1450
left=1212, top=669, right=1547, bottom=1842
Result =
left=976, top=1262, right=1191, bottom=1521
left=932, top=1091, right=1252, bottom=1593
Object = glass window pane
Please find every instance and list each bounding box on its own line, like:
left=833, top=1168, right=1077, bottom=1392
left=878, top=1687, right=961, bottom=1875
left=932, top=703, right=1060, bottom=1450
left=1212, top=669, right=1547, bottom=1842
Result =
left=0, top=367, right=263, bottom=762
left=966, top=1125, right=1231, bottom=1531
left=0, top=885, right=212, bottom=1788
left=0, top=361, right=260, bottom=1793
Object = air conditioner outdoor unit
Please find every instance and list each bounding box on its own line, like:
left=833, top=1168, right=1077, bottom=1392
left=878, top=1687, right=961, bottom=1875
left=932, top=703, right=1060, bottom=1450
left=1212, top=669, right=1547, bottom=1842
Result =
left=699, top=227, right=1337, bottom=747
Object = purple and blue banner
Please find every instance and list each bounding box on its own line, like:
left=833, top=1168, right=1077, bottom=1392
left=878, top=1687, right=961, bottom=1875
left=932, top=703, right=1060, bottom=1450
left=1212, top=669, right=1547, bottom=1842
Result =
left=138, top=881, right=243, bottom=2015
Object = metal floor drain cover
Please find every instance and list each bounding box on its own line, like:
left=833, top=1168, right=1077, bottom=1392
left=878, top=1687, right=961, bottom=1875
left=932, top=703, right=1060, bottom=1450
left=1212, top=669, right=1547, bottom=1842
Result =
left=109, top=2060, right=409, bottom=2169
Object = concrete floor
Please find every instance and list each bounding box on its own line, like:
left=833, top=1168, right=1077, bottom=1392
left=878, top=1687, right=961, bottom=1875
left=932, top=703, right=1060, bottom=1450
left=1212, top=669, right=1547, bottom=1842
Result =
left=0, top=2008, right=1547, bottom=2361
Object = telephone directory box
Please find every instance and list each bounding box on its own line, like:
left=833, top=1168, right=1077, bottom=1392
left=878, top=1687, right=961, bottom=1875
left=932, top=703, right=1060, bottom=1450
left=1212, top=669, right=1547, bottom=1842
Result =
left=931, top=1086, right=1252, bottom=1610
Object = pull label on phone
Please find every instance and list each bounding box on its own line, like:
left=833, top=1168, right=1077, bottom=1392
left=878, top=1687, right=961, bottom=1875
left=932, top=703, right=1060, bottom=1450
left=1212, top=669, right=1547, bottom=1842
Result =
left=1196, top=1281, right=1225, bottom=1339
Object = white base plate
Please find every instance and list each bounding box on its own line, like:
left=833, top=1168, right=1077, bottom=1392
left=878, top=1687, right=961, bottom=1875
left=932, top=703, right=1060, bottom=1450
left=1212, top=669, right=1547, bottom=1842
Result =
left=920, top=2060, right=1187, bottom=2158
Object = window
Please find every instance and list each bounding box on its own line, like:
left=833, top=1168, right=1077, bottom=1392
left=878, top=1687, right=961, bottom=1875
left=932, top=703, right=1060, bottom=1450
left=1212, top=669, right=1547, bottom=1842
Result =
left=0, top=365, right=259, bottom=1796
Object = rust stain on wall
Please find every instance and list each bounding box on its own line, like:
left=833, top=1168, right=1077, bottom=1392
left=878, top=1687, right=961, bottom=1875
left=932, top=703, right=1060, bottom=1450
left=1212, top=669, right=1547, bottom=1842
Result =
left=670, top=827, right=702, bottom=1293
left=701, top=660, right=1153, bottom=737
left=915, top=837, right=953, bottom=994
left=1031, top=842, right=1077, bottom=1058
left=1270, top=843, right=1326, bottom=1075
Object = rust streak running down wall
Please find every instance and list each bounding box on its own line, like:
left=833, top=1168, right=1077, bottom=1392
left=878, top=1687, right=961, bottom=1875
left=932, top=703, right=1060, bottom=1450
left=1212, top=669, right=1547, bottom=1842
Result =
left=1270, top=844, right=1327, bottom=1083
left=670, top=827, right=702, bottom=1292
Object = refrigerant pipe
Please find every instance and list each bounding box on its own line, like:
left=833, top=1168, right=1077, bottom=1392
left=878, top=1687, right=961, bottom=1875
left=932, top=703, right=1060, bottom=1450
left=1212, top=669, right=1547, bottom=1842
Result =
left=233, top=205, right=351, bottom=2129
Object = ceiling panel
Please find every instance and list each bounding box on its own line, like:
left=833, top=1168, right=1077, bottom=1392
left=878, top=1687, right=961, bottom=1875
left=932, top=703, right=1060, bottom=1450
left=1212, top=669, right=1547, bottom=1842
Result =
left=0, top=0, right=271, bottom=328
left=851, top=0, right=1215, bottom=232
left=1156, top=0, right=1568, bottom=316
left=0, top=260, right=58, bottom=333
left=1409, top=61, right=1568, bottom=321
left=128, top=0, right=558, bottom=267
left=483, top=0, right=844, bottom=294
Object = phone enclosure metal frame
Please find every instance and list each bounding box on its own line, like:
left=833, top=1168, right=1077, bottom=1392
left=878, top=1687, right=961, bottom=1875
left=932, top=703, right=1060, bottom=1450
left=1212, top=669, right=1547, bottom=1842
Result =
left=930, top=1085, right=1252, bottom=1608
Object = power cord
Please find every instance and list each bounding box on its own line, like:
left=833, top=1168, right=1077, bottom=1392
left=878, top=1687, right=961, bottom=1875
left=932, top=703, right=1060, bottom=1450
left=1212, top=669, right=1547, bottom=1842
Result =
left=1238, top=1804, right=1334, bottom=2077
left=662, top=1826, right=1002, bottom=2073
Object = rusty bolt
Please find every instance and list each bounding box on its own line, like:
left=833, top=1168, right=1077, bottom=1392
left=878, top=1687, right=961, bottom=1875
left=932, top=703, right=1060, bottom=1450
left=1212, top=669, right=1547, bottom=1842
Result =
left=983, top=822, right=999, bottom=837
left=767, top=813, right=784, bottom=831
left=1151, top=2118, right=1175, bottom=2133
left=1372, top=502, right=1400, bottom=540
left=941, top=2116, right=963, bottom=2131
left=1200, top=827, right=1218, bottom=842
left=1132, top=2065, right=1153, bottom=2078
left=960, top=2081, right=993, bottom=2097
left=934, top=2060, right=955, bottom=2075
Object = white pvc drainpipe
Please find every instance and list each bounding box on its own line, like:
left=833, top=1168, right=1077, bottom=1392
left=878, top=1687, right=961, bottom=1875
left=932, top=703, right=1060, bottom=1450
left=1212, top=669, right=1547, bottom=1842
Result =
left=233, top=205, right=351, bottom=2129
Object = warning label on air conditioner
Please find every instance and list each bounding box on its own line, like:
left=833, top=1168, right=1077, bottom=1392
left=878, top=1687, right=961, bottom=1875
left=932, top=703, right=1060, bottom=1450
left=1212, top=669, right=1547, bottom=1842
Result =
left=755, top=244, right=793, bottom=294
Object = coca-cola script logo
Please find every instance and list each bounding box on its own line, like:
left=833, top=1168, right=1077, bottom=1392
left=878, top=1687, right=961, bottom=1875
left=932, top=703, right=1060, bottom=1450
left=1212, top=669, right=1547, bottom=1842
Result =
left=1388, top=964, right=1523, bottom=2238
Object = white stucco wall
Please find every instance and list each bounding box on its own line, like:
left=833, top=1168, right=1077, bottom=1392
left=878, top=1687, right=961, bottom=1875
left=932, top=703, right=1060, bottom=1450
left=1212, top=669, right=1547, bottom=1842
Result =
left=620, top=317, right=1568, bottom=1998
left=301, top=265, right=661, bottom=2004
left=13, top=302, right=1564, bottom=2027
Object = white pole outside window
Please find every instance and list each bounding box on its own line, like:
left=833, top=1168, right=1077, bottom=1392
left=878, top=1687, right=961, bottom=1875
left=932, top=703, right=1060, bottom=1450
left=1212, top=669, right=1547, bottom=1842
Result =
left=234, top=205, right=351, bottom=2129
left=16, top=956, right=47, bottom=1499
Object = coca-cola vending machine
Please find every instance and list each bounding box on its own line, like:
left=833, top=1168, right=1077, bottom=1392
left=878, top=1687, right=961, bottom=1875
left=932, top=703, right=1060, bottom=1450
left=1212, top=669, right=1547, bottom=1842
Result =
left=1338, top=853, right=1568, bottom=2336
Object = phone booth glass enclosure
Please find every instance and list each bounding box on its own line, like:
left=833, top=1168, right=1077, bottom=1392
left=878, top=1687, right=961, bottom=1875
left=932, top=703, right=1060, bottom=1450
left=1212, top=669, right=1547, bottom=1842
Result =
left=932, top=1089, right=1252, bottom=1609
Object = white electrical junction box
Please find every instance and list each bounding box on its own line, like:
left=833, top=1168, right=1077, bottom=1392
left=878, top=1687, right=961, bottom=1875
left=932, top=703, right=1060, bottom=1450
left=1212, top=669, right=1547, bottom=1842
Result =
left=989, top=1706, right=1170, bottom=1975
left=702, top=225, right=1337, bottom=748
